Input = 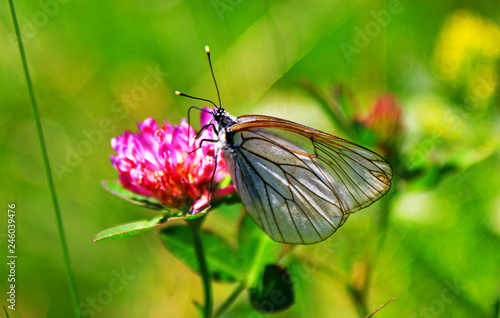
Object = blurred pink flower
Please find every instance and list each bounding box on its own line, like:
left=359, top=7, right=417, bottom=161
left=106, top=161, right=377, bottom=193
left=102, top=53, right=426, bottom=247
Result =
left=110, top=110, right=233, bottom=214
left=363, top=95, right=404, bottom=146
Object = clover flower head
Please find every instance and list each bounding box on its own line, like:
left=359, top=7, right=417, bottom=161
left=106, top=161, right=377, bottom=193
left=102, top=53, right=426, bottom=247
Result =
left=110, top=110, right=233, bottom=214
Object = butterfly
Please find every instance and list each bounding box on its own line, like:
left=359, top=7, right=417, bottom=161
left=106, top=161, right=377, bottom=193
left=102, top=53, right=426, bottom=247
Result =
left=177, top=46, right=393, bottom=244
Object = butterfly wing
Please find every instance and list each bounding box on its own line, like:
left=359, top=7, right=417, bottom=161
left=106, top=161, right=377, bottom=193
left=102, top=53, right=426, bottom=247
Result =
left=222, top=115, right=392, bottom=244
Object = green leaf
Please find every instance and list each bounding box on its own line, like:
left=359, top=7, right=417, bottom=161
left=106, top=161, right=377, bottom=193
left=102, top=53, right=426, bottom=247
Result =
left=249, top=265, right=295, bottom=313
left=354, top=123, right=378, bottom=148
left=193, top=301, right=203, bottom=317
left=93, top=215, right=166, bottom=242
left=102, top=180, right=166, bottom=211
left=160, top=225, right=242, bottom=283
left=420, top=163, right=459, bottom=188
left=216, top=174, right=232, bottom=190
left=238, top=213, right=282, bottom=285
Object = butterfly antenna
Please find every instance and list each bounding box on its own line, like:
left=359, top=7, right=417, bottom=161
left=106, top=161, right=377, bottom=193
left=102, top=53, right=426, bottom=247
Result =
left=175, top=91, right=218, bottom=108
left=176, top=91, right=215, bottom=146
left=205, top=46, right=222, bottom=109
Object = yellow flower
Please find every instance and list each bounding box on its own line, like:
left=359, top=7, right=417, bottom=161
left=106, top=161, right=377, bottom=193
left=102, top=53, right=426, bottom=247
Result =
left=433, top=10, right=500, bottom=106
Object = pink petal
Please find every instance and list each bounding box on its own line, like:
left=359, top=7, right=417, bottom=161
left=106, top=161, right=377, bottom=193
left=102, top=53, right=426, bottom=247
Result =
left=213, top=185, right=236, bottom=198
left=200, top=107, right=214, bottom=127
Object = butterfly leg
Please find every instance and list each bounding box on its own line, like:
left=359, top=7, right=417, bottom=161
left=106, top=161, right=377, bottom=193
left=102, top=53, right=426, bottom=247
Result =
left=187, top=138, right=219, bottom=154
left=207, top=151, right=220, bottom=200
left=196, top=123, right=219, bottom=138
left=187, top=106, right=215, bottom=143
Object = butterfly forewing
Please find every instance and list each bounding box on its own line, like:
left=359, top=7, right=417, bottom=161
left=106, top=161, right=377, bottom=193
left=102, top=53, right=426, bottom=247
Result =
left=223, top=115, right=393, bottom=244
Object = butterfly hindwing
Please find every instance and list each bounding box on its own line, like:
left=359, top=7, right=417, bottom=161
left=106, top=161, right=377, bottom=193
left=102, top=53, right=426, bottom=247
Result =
left=223, top=129, right=348, bottom=244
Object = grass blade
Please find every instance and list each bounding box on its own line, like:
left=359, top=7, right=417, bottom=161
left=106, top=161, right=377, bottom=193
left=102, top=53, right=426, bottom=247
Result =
left=6, top=1, right=81, bottom=317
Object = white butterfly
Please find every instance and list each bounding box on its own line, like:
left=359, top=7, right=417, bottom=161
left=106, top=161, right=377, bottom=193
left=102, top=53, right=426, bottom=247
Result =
left=177, top=46, right=393, bottom=244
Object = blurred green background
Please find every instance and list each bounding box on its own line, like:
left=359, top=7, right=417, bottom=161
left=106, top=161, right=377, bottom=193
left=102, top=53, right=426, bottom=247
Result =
left=1, top=0, right=499, bottom=317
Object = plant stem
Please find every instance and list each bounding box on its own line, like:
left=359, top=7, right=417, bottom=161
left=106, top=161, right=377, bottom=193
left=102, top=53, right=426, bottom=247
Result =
left=214, top=229, right=271, bottom=317
left=374, top=185, right=397, bottom=262
left=300, top=80, right=351, bottom=136
left=6, top=1, right=81, bottom=317
left=214, top=282, right=245, bottom=317
left=3, top=305, right=10, bottom=318
left=188, top=217, right=213, bottom=318
left=365, top=297, right=395, bottom=318
left=245, top=233, right=269, bottom=287
left=347, top=284, right=369, bottom=317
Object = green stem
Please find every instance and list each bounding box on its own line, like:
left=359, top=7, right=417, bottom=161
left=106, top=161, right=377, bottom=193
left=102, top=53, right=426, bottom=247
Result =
left=374, top=185, right=397, bottom=261
left=6, top=1, right=81, bottom=317
left=188, top=217, right=213, bottom=318
left=246, top=233, right=270, bottom=287
left=362, top=183, right=397, bottom=317
left=347, top=284, right=369, bottom=317
left=300, top=79, right=351, bottom=136
left=214, top=231, right=271, bottom=317
left=213, top=282, right=245, bottom=317
left=3, top=305, right=11, bottom=318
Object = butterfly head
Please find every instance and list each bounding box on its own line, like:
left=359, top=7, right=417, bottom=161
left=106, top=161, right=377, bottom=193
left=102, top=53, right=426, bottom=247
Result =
left=212, top=107, right=237, bottom=129
left=212, top=107, right=225, bottom=122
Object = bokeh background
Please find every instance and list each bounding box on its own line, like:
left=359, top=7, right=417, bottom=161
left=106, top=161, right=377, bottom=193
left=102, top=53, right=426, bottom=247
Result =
left=1, top=0, right=499, bottom=317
